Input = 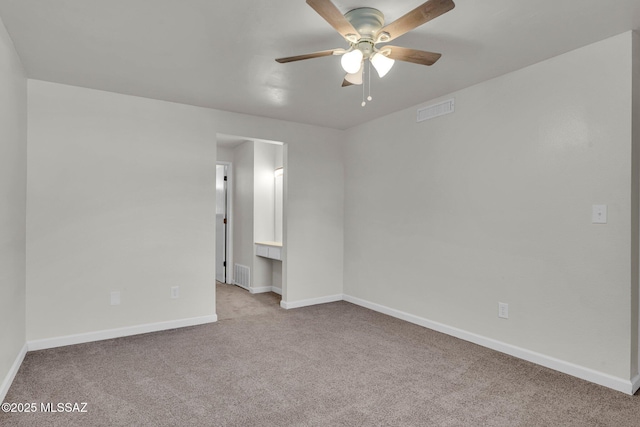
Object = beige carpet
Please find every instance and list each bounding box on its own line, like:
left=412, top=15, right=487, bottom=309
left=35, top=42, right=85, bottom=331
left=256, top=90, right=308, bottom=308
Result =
left=2, top=285, right=640, bottom=426
left=216, top=282, right=281, bottom=320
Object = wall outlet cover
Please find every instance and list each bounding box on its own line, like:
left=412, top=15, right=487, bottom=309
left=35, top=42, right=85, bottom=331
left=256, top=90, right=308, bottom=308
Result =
left=592, top=204, right=607, bottom=224
left=110, top=291, right=121, bottom=306
left=498, top=302, right=509, bottom=319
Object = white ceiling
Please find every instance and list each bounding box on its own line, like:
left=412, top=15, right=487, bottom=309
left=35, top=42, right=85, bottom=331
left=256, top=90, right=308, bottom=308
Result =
left=1, top=0, right=640, bottom=130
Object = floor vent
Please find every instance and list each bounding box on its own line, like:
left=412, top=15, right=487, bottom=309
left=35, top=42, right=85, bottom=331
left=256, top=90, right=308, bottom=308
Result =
left=234, top=264, right=250, bottom=288
left=417, top=98, right=455, bottom=122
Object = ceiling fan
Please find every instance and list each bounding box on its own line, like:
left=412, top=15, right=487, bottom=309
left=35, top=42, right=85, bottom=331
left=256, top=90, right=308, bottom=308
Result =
left=276, top=0, right=455, bottom=88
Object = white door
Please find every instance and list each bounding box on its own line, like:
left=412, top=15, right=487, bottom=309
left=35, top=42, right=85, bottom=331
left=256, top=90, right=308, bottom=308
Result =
left=215, top=164, right=227, bottom=283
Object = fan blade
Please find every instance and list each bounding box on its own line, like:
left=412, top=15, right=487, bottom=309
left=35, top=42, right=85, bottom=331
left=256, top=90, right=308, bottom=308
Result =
left=377, top=0, right=455, bottom=42
left=385, top=46, right=442, bottom=66
left=276, top=49, right=340, bottom=63
left=306, top=0, right=360, bottom=41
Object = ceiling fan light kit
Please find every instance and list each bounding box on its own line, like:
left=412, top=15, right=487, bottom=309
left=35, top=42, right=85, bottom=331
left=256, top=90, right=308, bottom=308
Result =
left=344, top=70, right=363, bottom=85
left=341, top=49, right=364, bottom=74
left=370, top=52, right=394, bottom=78
left=276, top=0, right=455, bottom=105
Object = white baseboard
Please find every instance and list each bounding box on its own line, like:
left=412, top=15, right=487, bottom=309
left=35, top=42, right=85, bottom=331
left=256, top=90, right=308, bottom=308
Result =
left=0, top=343, right=28, bottom=403
left=233, top=282, right=251, bottom=292
left=249, top=286, right=273, bottom=294
left=343, top=294, right=636, bottom=395
left=631, top=373, right=640, bottom=395
left=27, top=315, right=218, bottom=351
left=280, top=294, right=343, bottom=310
left=254, top=286, right=281, bottom=295
left=231, top=283, right=281, bottom=295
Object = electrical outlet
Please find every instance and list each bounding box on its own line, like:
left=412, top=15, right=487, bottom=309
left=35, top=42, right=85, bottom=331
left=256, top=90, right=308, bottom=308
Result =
left=498, top=302, right=509, bottom=319
left=110, top=291, right=121, bottom=306
left=171, top=286, right=179, bottom=299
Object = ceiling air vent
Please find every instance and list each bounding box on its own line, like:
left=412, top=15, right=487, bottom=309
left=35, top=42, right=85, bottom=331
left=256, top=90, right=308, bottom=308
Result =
left=417, top=98, right=455, bottom=123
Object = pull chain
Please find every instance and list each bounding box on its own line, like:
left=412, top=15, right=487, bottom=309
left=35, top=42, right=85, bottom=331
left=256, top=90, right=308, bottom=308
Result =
left=367, top=60, right=372, bottom=102
left=361, top=63, right=366, bottom=107
left=361, top=60, right=373, bottom=107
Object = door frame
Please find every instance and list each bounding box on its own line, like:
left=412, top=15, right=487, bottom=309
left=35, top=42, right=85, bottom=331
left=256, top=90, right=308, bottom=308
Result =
left=216, top=161, right=233, bottom=284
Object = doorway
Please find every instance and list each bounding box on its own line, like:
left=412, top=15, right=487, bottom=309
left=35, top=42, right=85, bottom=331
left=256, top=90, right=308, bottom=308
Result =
left=215, top=134, right=285, bottom=297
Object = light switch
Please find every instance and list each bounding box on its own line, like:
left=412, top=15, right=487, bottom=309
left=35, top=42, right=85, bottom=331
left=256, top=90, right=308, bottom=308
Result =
left=592, top=205, right=607, bottom=224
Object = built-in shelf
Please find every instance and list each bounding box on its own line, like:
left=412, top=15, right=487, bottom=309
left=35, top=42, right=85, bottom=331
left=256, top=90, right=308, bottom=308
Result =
left=255, top=241, right=283, bottom=261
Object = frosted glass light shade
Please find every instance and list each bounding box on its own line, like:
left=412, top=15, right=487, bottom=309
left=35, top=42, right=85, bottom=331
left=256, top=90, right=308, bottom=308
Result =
left=345, top=67, right=363, bottom=85
left=341, top=49, right=364, bottom=74
left=371, top=52, right=395, bottom=78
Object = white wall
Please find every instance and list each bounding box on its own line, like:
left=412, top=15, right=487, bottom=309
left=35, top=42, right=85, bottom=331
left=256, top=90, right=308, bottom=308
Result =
left=26, top=80, right=345, bottom=342
left=232, top=141, right=255, bottom=285
left=344, top=32, right=637, bottom=383
left=274, top=146, right=284, bottom=243
left=274, top=146, right=284, bottom=288
left=253, top=142, right=277, bottom=244
left=253, top=142, right=277, bottom=288
left=27, top=81, right=218, bottom=341
left=216, top=145, right=235, bottom=163
left=0, top=15, right=26, bottom=399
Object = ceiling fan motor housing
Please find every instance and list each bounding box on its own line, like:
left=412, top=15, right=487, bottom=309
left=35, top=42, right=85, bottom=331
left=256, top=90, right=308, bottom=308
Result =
left=344, top=8, right=384, bottom=41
